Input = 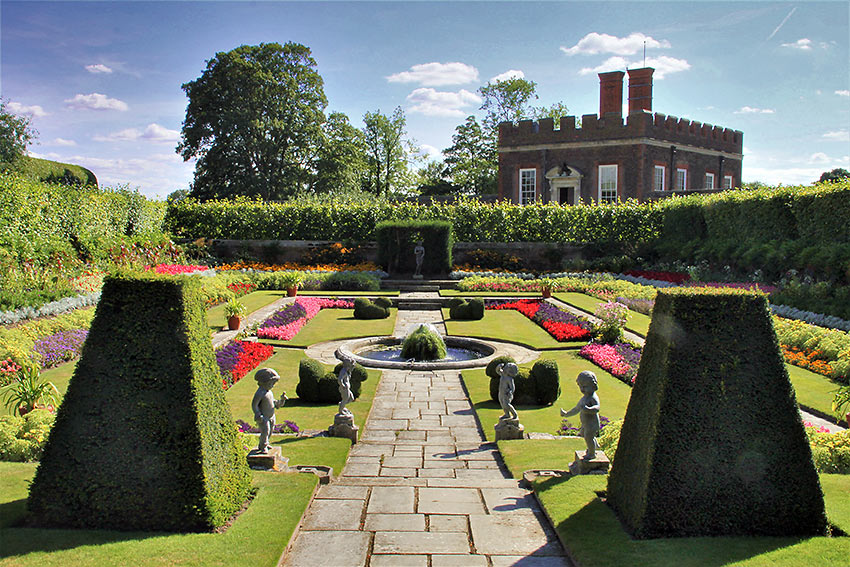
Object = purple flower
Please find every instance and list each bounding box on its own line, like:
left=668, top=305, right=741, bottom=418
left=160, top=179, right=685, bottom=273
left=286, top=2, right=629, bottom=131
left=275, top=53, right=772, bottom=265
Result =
left=259, top=302, right=307, bottom=329
left=32, top=329, right=89, bottom=368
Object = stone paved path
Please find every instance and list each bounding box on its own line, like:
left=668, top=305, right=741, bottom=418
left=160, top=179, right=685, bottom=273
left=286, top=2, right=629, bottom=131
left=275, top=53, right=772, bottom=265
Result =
left=282, top=366, right=572, bottom=567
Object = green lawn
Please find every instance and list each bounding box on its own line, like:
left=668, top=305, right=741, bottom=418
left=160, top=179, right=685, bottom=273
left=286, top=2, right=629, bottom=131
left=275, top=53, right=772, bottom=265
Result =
left=531, top=474, right=850, bottom=567
left=462, top=349, right=633, bottom=441
left=554, top=292, right=652, bottom=336
left=786, top=363, right=844, bottom=419
left=0, top=463, right=317, bottom=567
left=206, top=290, right=288, bottom=330
left=443, top=308, right=578, bottom=350
left=263, top=307, right=396, bottom=348
left=225, top=347, right=380, bottom=432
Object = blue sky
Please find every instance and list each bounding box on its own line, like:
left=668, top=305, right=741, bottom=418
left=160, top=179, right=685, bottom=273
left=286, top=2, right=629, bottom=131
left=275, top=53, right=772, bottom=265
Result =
left=3, top=0, right=848, bottom=199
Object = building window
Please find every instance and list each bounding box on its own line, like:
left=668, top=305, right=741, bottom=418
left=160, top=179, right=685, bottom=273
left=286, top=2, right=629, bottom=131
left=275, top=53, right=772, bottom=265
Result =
left=598, top=165, right=618, bottom=203
left=654, top=166, right=666, bottom=191
left=705, top=172, right=715, bottom=189
left=723, top=175, right=734, bottom=189
left=676, top=168, right=687, bottom=191
left=519, top=168, right=536, bottom=204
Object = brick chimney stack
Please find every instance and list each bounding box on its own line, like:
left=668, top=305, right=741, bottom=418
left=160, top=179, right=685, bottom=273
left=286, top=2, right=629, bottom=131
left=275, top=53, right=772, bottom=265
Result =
left=598, top=71, right=625, bottom=117
left=627, top=67, right=654, bottom=114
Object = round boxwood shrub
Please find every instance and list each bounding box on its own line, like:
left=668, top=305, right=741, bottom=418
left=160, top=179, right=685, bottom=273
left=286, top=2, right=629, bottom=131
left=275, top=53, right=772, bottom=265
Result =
left=449, top=298, right=484, bottom=320
left=487, top=356, right=560, bottom=406
left=530, top=359, right=560, bottom=405
left=296, top=359, right=368, bottom=403
left=374, top=297, right=393, bottom=309
left=488, top=355, right=517, bottom=401
left=354, top=298, right=390, bottom=319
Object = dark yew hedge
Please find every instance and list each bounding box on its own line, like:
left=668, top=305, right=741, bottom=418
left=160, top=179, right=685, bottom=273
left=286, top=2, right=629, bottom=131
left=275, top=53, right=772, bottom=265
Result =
left=27, top=271, right=252, bottom=532
left=606, top=287, right=827, bottom=539
left=376, top=220, right=453, bottom=275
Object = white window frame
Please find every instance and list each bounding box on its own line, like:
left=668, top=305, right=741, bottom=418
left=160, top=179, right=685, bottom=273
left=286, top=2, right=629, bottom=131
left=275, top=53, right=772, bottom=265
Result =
left=598, top=165, right=618, bottom=203
left=654, top=165, right=666, bottom=191
left=705, top=172, right=715, bottom=189
left=519, top=168, right=537, bottom=205
left=676, top=168, right=687, bottom=191
left=723, top=175, right=733, bottom=189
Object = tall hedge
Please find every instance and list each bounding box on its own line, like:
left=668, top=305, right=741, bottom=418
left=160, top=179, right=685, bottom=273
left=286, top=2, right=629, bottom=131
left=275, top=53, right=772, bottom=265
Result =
left=27, top=272, right=252, bottom=532
left=606, top=288, right=827, bottom=538
left=376, top=220, right=453, bottom=275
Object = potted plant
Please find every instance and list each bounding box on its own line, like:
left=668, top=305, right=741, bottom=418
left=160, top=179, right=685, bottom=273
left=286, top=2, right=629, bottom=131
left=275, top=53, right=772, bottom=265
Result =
left=279, top=271, right=304, bottom=297
left=1, top=365, right=59, bottom=416
left=538, top=278, right=556, bottom=298
left=224, top=297, right=247, bottom=330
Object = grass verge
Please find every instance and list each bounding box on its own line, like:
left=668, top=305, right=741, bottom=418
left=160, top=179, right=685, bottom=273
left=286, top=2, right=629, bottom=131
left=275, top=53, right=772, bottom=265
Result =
left=444, top=308, right=579, bottom=350
left=554, top=292, right=652, bottom=336
left=265, top=307, right=396, bottom=348
left=206, top=290, right=288, bottom=331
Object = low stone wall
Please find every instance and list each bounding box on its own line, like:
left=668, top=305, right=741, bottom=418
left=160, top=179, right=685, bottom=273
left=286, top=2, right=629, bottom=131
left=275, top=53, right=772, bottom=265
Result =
left=200, top=239, right=586, bottom=269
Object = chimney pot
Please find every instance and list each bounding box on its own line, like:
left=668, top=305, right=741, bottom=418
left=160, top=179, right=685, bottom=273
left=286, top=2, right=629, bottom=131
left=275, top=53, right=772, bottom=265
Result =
left=627, top=67, right=654, bottom=114
left=598, top=71, right=625, bottom=117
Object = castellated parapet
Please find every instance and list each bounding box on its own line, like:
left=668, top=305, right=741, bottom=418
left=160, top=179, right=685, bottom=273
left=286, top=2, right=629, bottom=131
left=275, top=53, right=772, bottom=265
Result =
left=499, top=111, right=743, bottom=155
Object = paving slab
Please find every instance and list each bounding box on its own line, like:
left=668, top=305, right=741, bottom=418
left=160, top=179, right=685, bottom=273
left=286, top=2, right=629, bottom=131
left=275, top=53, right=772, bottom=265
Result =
left=367, top=486, right=415, bottom=514
left=428, top=514, right=469, bottom=533
left=431, top=555, right=489, bottom=567
left=283, top=530, right=371, bottom=567
left=373, top=531, right=471, bottom=555
left=301, top=499, right=365, bottom=531
left=370, top=555, right=428, bottom=567
left=470, top=514, right=563, bottom=556
left=365, top=513, right=426, bottom=532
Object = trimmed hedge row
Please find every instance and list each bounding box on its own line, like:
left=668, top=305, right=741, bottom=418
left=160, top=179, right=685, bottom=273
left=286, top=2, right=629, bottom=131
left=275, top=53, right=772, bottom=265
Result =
left=376, top=220, right=453, bottom=274
left=607, top=287, right=827, bottom=538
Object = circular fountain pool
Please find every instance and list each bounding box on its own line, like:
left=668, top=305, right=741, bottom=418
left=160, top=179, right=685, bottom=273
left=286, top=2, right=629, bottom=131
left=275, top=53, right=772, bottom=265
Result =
left=336, top=336, right=498, bottom=370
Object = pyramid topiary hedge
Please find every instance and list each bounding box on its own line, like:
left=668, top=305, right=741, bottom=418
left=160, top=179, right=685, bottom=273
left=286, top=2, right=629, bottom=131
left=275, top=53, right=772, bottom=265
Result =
left=606, top=287, right=827, bottom=538
left=27, top=271, right=252, bottom=532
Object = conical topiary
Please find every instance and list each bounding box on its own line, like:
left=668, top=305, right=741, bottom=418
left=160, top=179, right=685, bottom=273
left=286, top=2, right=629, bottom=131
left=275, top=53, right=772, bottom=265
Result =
left=27, top=271, right=252, bottom=532
left=606, top=287, right=827, bottom=538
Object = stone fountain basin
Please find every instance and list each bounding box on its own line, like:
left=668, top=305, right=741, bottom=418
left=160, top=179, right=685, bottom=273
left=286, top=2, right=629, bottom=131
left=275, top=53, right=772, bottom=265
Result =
left=336, top=336, right=500, bottom=370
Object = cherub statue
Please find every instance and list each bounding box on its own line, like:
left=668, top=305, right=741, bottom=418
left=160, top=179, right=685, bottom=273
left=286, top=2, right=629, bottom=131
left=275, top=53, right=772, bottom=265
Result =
left=561, top=371, right=601, bottom=460
left=337, top=357, right=355, bottom=416
left=497, top=362, right=519, bottom=421
left=251, top=368, right=287, bottom=454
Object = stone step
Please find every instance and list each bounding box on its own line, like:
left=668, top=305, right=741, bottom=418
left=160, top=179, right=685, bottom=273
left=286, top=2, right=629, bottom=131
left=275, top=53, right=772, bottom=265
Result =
left=381, top=279, right=458, bottom=290
left=398, top=301, right=443, bottom=311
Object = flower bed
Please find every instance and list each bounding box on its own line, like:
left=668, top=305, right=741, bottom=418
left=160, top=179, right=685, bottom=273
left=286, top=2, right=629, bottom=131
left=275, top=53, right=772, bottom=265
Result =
left=486, top=299, right=592, bottom=341
left=236, top=418, right=299, bottom=435
left=217, top=260, right=381, bottom=273
left=149, top=263, right=211, bottom=275
left=226, top=282, right=257, bottom=296
left=32, top=329, right=89, bottom=369
left=625, top=269, right=690, bottom=284
left=687, top=281, right=777, bottom=294
left=257, top=297, right=354, bottom=341
left=215, top=340, right=275, bottom=389
left=579, top=342, right=641, bottom=384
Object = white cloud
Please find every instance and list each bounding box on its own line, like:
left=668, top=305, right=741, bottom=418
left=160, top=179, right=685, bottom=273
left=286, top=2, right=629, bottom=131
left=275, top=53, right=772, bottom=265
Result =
left=7, top=101, right=48, bottom=117
left=387, top=62, right=479, bottom=87
left=561, top=32, right=671, bottom=56
left=781, top=38, right=812, bottom=50
left=490, top=69, right=525, bottom=83
left=836, top=90, right=850, bottom=97
left=420, top=144, right=442, bottom=160
left=94, top=123, right=180, bottom=143
left=406, top=88, right=481, bottom=118
left=65, top=93, right=128, bottom=111
left=823, top=130, right=850, bottom=142
left=744, top=153, right=848, bottom=185
left=734, top=106, right=775, bottom=115
left=578, top=55, right=690, bottom=79
left=85, top=63, right=113, bottom=74
left=51, top=138, right=77, bottom=147
left=808, top=152, right=831, bottom=164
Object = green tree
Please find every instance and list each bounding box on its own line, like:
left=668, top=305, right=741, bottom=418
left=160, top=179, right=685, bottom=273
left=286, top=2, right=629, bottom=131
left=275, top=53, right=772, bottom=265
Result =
left=0, top=99, right=37, bottom=165
left=313, top=111, right=368, bottom=194
left=362, top=107, right=410, bottom=197
left=442, top=115, right=497, bottom=196
left=416, top=159, right=459, bottom=196
left=531, top=102, right=571, bottom=124
left=818, top=168, right=850, bottom=183
left=177, top=42, right=327, bottom=201
left=478, top=77, right=538, bottom=134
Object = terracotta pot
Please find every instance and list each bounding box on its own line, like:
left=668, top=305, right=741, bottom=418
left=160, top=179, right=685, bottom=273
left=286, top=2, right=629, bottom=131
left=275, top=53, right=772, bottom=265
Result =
left=227, top=315, right=241, bottom=330
left=287, top=287, right=298, bottom=297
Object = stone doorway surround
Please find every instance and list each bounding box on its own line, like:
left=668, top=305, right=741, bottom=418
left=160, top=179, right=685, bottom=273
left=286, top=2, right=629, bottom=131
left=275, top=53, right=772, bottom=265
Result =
left=546, top=165, right=582, bottom=206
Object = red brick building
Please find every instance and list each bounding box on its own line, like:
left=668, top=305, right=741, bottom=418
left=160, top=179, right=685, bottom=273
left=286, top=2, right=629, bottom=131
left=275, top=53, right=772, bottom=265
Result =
left=497, top=68, right=743, bottom=204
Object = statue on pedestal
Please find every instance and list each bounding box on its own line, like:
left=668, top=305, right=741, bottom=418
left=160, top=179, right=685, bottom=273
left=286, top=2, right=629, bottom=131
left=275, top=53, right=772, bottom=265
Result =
left=251, top=368, right=287, bottom=454
left=337, top=357, right=355, bottom=416
left=561, top=371, right=601, bottom=460
left=413, top=242, right=425, bottom=277
left=497, top=362, right=519, bottom=422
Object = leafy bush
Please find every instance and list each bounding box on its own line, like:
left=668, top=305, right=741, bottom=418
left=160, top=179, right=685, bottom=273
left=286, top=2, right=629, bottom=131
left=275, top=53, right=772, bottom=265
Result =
left=401, top=324, right=447, bottom=361
left=27, top=272, right=251, bottom=532
left=295, top=358, right=367, bottom=403
left=607, top=287, right=827, bottom=538
left=486, top=356, right=560, bottom=406
left=321, top=271, right=380, bottom=291
left=805, top=427, right=850, bottom=474
left=529, top=359, right=560, bottom=405
left=0, top=409, right=55, bottom=461
left=448, top=298, right=484, bottom=320
left=770, top=283, right=850, bottom=321
left=353, top=298, right=390, bottom=319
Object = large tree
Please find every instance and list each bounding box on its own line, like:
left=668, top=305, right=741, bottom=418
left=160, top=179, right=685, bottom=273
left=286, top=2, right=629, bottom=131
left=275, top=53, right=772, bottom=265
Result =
left=178, top=42, right=327, bottom=201
left=0, top=99, right=37, bottom=165
left=362, top=107, right=410, bottom=197
left=478, top=77, right=539, bottom=134
left=442, top=115, right=497, bottom=196
left=313, top=111, right=368, bottom=194
left=818, top=168, right=850, bottom=183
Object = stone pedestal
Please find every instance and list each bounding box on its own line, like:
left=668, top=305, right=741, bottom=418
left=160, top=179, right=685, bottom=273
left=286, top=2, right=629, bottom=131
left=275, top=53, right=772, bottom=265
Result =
left=494, top=418, right=525, bottom=441
left=328, top=413, right=359, bottom=444
left=247, top=446, right=289, bottom=471
left=569, top=450, right=609, bottom=475
left=412, top=274, right=424, bottom=280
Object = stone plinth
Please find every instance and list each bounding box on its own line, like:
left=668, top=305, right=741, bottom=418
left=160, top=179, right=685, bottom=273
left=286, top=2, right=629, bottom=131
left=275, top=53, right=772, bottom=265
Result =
left=328, top=413, right=359, bottom=444
left=569, top=450, right=609, bottom=475
left=494, top=418, right=525, bottom=441
left=247, top=446, right=289, bottom=471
